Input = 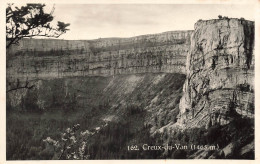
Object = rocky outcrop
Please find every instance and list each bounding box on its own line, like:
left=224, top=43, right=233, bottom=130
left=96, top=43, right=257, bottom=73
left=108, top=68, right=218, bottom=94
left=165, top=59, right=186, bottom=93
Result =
left=178, top=18, right=254, bottom=128
left=7, top=31, right=192, bottom=82
left=6, top=18, right=255, bottom=160
left=6, top=18, right=255, bottom=129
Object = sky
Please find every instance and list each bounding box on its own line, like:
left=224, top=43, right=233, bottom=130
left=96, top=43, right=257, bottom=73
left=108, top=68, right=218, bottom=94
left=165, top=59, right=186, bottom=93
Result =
left=46, top=4, right=255, bottom=40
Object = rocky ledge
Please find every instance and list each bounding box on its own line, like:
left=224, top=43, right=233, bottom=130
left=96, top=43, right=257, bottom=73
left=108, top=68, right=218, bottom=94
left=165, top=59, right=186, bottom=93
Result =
left=7, top=31, right=192, bottom=82
left=178, top=18, right=254, bottom=128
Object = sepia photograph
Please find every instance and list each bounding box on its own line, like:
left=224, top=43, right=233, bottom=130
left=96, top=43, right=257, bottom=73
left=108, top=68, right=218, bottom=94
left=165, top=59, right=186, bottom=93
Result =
left=5, top=1, right=256, bottom=160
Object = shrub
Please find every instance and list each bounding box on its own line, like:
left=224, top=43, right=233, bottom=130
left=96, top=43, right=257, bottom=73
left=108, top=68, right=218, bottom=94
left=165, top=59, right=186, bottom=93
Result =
left=206, top=124, right=221, bottom=144
left=126, top=104, right=144, bottom=115
left=43, top=124, right=92, bottom=160
left=236, top=83, right=250, bottom=92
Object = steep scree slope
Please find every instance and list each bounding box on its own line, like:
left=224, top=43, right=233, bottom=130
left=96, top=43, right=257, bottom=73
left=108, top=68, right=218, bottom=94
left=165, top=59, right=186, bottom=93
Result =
left=6, top=18, right=255, bottom=159
left=7, top=73, right=186, bottom=133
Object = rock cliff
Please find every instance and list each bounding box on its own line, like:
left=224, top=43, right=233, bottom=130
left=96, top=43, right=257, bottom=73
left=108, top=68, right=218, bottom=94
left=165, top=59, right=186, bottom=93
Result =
left=7, top=31, right=192, bottom=81
left=7, top=18, right=255, bottom=129
left=6, top=17, right=255, bottom=159
left=178, top=18, right=254, bottom=128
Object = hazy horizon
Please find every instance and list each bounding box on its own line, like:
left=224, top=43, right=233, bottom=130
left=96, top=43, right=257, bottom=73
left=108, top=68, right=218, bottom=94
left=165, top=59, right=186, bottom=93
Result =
left=37, top=4, right=255, bottom=40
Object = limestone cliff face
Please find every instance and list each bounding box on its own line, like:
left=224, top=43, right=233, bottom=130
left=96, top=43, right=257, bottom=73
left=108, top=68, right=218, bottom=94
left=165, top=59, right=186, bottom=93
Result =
left=7, top=31, right=192, bottom=81
left=178, top=18, right=254, bottom=128
left=6, top=18, right=255, bottom=129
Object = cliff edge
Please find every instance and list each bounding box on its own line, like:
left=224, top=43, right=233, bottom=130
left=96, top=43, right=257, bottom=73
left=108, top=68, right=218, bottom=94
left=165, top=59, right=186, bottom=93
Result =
left=178, top=18, right=254, bottom=128
left=7, top=31, right=192, bottom=81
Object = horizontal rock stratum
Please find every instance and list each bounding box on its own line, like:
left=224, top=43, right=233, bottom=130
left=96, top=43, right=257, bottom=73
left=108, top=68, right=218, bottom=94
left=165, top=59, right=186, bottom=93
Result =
left=178, top=18, right=254, bottom=128
left=7, top=30, right=192, bottom=80
left=7, top=18, right=254, bottom=128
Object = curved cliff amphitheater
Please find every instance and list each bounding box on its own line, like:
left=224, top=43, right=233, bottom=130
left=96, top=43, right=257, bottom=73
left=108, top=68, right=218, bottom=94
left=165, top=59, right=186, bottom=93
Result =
left=7, top=18, right=254, bottom=159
